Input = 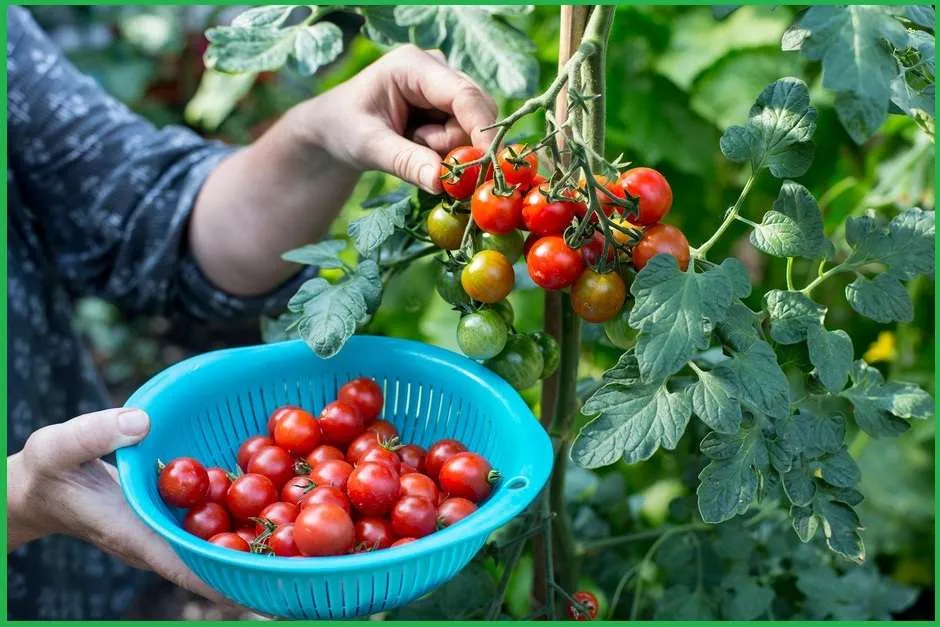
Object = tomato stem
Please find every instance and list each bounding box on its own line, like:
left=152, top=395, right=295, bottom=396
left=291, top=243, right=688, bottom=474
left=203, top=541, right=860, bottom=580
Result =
left=692, top=171, right=756, bottom=259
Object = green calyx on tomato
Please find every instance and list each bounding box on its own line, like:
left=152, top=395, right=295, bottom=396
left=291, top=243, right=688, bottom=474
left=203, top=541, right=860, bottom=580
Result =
left=484, top=333, right=544, bottom=391
left=457, top=310, right=509, bottom=360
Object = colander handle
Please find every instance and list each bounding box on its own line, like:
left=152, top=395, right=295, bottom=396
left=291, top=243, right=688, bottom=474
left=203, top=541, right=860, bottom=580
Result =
left=485, top=471, right=546, bottom=531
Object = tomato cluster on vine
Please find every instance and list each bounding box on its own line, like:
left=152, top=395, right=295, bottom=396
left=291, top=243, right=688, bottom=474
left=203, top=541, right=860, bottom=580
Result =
left=157, top=377, right=497, bottom=556
left=431, top=144, right=690, bottom=385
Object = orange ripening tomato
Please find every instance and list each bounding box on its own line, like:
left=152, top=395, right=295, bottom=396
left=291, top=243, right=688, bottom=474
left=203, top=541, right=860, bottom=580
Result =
left=571, top=270, right=627, bottom=323
left=632, top=224, right=690, bottom=271
left=461, top=250, right=514, bottom=303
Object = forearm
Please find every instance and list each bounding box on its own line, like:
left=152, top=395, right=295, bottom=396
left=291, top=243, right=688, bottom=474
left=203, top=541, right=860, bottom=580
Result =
left=190, top=102, right=359, bottom=297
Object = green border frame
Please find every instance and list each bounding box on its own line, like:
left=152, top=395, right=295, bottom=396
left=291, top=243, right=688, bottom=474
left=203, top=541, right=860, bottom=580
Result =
left=1, top=0, right=937, bottom=624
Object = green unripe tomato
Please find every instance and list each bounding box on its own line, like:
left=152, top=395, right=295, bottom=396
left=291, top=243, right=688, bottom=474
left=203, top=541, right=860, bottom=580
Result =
left=457, top=310, right=509, bottom=359
left=489, top=299, right=515, bottom=327
left=529, top=330, right=560, bottom=378
left=436, top=263, right=472, bottom=307
left=476, top=230, right=525, bottom=264
left=485, top=334, right=544, bottom=391
left=602, top=306, right=634, bottom=349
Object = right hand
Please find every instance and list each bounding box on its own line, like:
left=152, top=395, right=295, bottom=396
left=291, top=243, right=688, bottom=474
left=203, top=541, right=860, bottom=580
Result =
left=7, top=408, right=226, bottom=604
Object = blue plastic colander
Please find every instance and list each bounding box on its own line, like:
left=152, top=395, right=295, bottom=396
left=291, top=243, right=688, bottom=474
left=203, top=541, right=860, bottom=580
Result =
left=116, top=336, right=552, bottom=619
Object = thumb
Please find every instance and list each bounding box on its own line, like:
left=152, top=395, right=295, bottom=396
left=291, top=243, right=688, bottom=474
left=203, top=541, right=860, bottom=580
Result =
left=27, top=408, right=150, bottom=469
left=371, top=132, right=444, bottom=194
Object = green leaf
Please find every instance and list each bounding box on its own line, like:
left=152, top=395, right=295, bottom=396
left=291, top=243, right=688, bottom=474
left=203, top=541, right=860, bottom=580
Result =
left=750, top=181, right=831, bottom=259
left=726, top=341, right=790, bottom=419
left=763, top=289, right=825, bottom=344
left=629, top=255, right=734, bottom=381
left=841, top=360, right=933, bottom=437
left=906, top=5, right=935, bottom=31
left=844, top=207, right=935, bottom=279
left=782, top=467, right=817, bottom=506
left=776, top=411, right=845, bottom=459
left=205, top=24, right=298, bottom=74
left=697, top=422, right=768, bottom=523
left=835, top=90, right=888, bottom=144
left=718, top=258, right=752, bottom=298
left=790, top=504, right=819, bottom=542
left=281, top=239, right=347, bottom=268
left=347, top=196, right=410, bottom=255
left=292, top=22, right=343, bottom=75
left=573, top=378, right=693, bottom=468
left=806, top=325, right=853, bottom=392
left=715, top=302, right=761, bottom=351
left=260, top=312, right=297, bottom=343
left=814, top=448, right=861, bottom=489
left=184, top=69, right=258, bottom=131
left=721, top=573, right=775, bottom=620
left=231, top=6, right=296, bottom=29
left=799, top=565, right=918, bottom=620
left=815, top=497, right=865, bottom=562
left=360, top=6, right=411, bottom=45
left=655, top=585, right=718, bottom=620
left=689, top=363, right=742, bottom=434
left=845, top=272, right=914, bottom=323
left=719, top=77, right=817, bottom=178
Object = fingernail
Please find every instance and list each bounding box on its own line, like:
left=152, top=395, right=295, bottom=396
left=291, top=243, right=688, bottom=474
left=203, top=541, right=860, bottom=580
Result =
left=118, top=409, right=150, bottom=436
left=418, top=163, right=439, bottom=193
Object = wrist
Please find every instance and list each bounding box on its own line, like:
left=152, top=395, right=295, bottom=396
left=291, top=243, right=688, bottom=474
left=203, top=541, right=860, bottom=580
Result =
left=6, top=453, right=44, bottom=551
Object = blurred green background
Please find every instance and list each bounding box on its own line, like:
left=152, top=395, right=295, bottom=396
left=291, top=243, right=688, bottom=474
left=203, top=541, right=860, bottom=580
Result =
left=28, top=5, right=934, bottom=620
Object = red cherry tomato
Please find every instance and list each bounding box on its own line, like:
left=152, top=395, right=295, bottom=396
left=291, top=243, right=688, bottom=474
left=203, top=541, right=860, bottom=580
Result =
left=354, top=516, right=398, bottom=551
left=268, top=405, right=302, bottom=436
left=397, top=444, right=427, bottom=474
left=471, top=181, right=524, bottom=235
left=237, top=436, right=273, bottom=472
left=347, top=462, right=401, bottom=517
left=526, top=235, right=585, bottom=290
left=183, top=502, right=231, bottom=540
left=425, top=439, right=468, bottom=481
left=158, top=457, right=209, bottom=509
left=366, top=420, right=399, bottom=442
left=338, top=377, right=384, bottom=424
left=308, top=459, right=354, bottom=491
left=391, top=537, right=416, bottom=548
left=618, top=167, right=672, bottom=226
left=571, top=269, right=627, bottom=324
left=225, top=473, right=278, bottom=521
left=306, top=444, right=346, bottom=467
left=632, top=223, right=690, bottom=272
left=281, top=476, right=316, bottom=505
left=400, top=463, right=418, bottom=475
left=437, top=497, right=478, bottom=527
left=346, top=432, right=382, bottom=465
left=273, top=408, right=321, bottom=455
left=209, top=532, right=250, bottom=552
left=360, top=446, right=402, bottom=474
left=298, top=485, right=351, bottom=515
left=234, top=526, right=256, bottom=545
left=578, top=174, right=625, bottom=221
left=522, top=187, right=581, bottom=236
left=254, top=501, right=299, bottom=535
left=319, top=401, right=366, bottom=446
left=267, top=523, right=299, bottom=557
left=497, top=144, right=538, bottom=189
left=579, top=231, right=617, bottom=267
left=293, top=503, right=355, bottom=557
left=391, top=496, right=438, bottom=538
left=438, top=452, right=497, bottom=503
left=567, top=591, right=600, bottom=621
left=440, top=146, right=487, bottom=200
left=246, top=445, right=295, bottom=488
left=400, top=473, right=439, bottom=503
left=205, top=467, right=232, bottom=504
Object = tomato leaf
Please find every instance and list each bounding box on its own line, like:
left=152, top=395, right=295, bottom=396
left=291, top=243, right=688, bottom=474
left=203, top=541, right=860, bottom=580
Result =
left=845, top=272, right=915, bottom=324
left=844, top=207, right=935, bottom=279
left=655, top=585, right=718, bottom=620
left=721, top=573, right=775, bottom=620
left=781, top=466, right=817, bottom=506
left=725, top=341, right=789, bottom=419
left=281, top=239, right=347, bottom=268
left=688, top=362, right=742, bottom=434
left=840, top=360, right=933, bottom=437
left=629, top=255, right=735, bottom=381
left=813, top=448, right=861, bottom=489
left=185, top=69, right=258, bottom=131
left=347, top=196, right=410, bottom=255
left=231, top=6, right=297, bottom=29
left=718, top=257, right=752, bottom=298
left=719, top=77, right=817, bottom=178
left=750, top=181, right=832, bottom=259
left=697, top=420, right=768, bottom=523
left=798, top=564, right=918, bottom=619
left=292, top=22, right=344, bottom=76
left=763, top=290, right=825, bottom=344
left=715, top=301, right=761, bottom=351
left=205, top=24, right=300, bottom=74
left=806, top=325, right=853, bottom=392
left=814, top=497, right=865, bottom=563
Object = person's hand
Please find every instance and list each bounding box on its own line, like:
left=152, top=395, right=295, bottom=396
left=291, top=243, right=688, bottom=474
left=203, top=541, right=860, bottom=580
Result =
left=7, top=408, right=226, bottom=604
left=291, top=44, right=500, bottom=194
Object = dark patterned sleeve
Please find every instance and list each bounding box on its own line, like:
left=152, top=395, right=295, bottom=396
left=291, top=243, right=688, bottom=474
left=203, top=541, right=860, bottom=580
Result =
left=6, top=6, right=312, bottom=323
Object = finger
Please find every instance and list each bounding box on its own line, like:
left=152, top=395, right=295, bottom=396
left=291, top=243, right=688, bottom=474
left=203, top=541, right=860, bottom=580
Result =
left=24, top=408, right=150, bottom=470
left=412, top=118, right=472, bottom=155
left=384, top=45, right=497, bottom=150
left=369, top=131, right=445, bottom=194
left=426, top=49, right=447, bottom=64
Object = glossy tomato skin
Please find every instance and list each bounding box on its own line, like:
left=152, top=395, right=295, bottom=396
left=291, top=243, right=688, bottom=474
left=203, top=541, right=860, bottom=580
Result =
left=580, top=231, right=616, bottom=267
left=439, top=452, right=496, bottom=502
left=603, top=306, right=634, bottom=349
left=273, top=408, right=321, bottom=456
left=308, top=459, right=354, bottom=491
left=338, top=377, right=384, bottom=424
left=184, top=502, right=231, bottom=540
left=485, top=333, right=545, bottom=391
left=497, top=144, right=538, bottom=188
left=391, top=537, right=416, bottom=548
left=526, top=236, right=585, bottom=290
left=391, top=496, right=438, bottom=538
left=567, top=591, right=600, bottom=620
left=205, top=467, right=232, bottom=504
left=293, top=503, right=355, bottom=557
left=225, top=473, right=278, bottom=521
left=209, top=532, right=250, bottom=552
left=367, top=420, right=399, bottom=442
left=346, top=432, right=382, bottom=464
left=400, top=473, right=440, bottom=502
left=522, top=186, right=581, bottom=236
left=234, top=526, right=256, bottom=545
left=471, top=181, right=524, bottom=235
left=425, top=439, right=468, bottom=481
left=268, top=406, right=301, bottom=436
left=438, top=497, right=478, bottom=527
left=584, top=174, right=627, bottom=218
left=347, top=462, right=401, bottom=516
left=255, top=501, right=299, bottom=535
left=529, top=330, right=560, bottom=379
left=461, top=250, right=514, bottom=303
left=436, top=264, right=473, bottom=307
left=246, top=445, right=295, bottom=488
left=319, top=400, right=366, bottom=446
left=281, top=476, right=316, bottom=505
left=360, top=446, right=402, bottom=474
left=354, top=517, right=397, bottom=551
left=397, top=444, right=426, bottom=473
left=267, top=523, right=299, bottom=557
left=618, top=167, right=672, bottom=225
left=632, top=224, right=690, bottom=271
left=158, top=457, right=209, bottom=508
left=299, top=485, right=352, bottom=515
left=306, top=444, right=346, bottom=467
left=457, top=310, right=508, bottom=360
left=476, top=230, right=525, bottom=264
left=440, top=146, right=486, bottom=200
left=237, top=436, right=273, bottom=472
left=571, top=270, right=628, bottom=323
left=427, top=206, right=469, bottom=250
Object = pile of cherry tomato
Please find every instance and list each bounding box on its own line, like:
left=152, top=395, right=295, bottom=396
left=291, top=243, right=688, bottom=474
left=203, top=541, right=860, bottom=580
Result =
left=432, top=144, right=690, bottom=386
left=156, top=377, right=497, bottom=557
